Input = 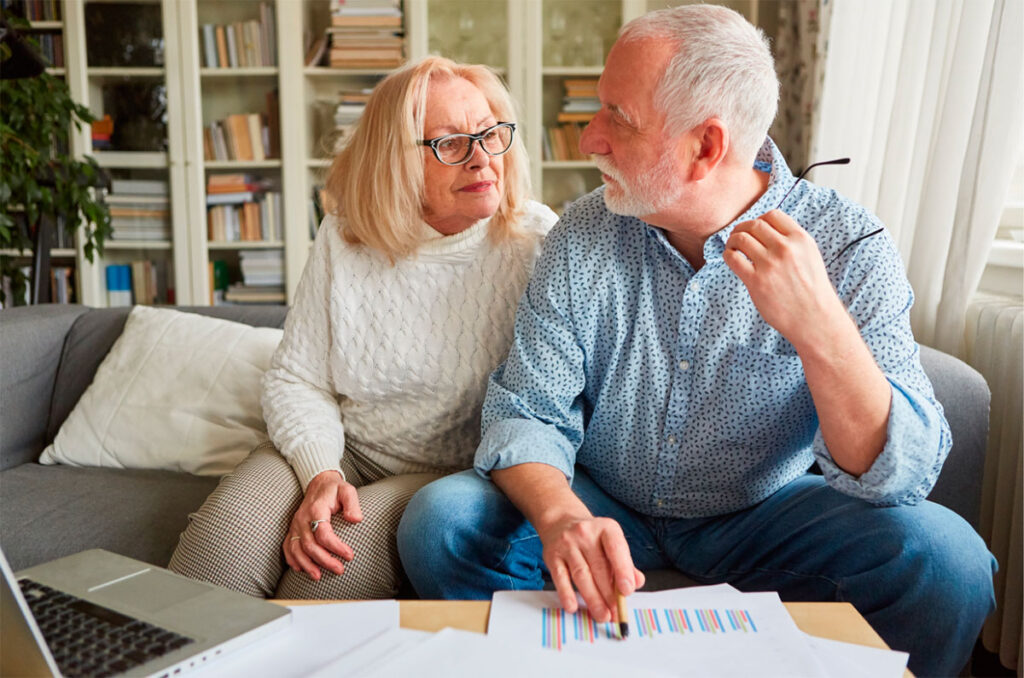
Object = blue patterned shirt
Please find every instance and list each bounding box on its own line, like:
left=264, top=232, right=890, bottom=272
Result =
left=475, top=138, right=951, bottom=518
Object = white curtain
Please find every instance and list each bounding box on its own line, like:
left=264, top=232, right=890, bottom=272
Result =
left=809, top=2, right=1024, bottom=672
left=808, top=0, right=1023, bottom=356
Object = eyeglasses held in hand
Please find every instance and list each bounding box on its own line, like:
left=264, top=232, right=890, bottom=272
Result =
left=420, top=122, right=516, bottom=166
left=774, top=157, right=884, bottom=266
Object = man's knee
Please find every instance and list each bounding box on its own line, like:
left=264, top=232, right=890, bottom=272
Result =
left=397, top=470, right=493, bottom=560
left=862, top=503, right=995, bottom=613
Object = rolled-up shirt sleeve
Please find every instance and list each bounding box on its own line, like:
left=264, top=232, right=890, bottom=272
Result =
left=474, top=223, right=587, bottom=481
left=814, top=227, right=951, bottom=505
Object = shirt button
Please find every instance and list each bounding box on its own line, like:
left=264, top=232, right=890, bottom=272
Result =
left=655, top=499, right=664, bottom=508
left=689, top=280, right=700, bottom=292
left=667, top=434, right=677, bottom=444
left=678, top=359, right=690, bottom=370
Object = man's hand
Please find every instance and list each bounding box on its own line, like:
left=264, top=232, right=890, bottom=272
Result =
left=724, top=209, right=892, bottom=476
left=492, top=463, right=644, bottom=623
left=537, top=515, right=646, bottom=622
left=284, top=470, right=363, bottom=581
left=723, top=209, right=847, bottom=349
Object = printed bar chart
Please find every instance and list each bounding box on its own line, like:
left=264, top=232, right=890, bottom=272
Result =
left=541, top=607, right=759, bottom=649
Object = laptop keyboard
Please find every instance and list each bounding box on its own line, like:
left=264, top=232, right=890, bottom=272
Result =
left=19, top=578, right=195, bottom=678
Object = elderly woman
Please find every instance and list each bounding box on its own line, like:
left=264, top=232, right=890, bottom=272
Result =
left=168, top=56, right=556, bottom=600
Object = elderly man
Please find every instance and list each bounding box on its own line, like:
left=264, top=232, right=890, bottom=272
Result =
left=397, top=5, right=994, bottom=676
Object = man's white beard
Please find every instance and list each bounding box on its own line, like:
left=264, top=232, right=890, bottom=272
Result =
left=594, top=151, right=683, bottom=217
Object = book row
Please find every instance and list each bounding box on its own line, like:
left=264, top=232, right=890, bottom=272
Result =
left=35, top=32, right=63, bottom=68
left=0, top=266, right=72, bottom=307
left=207, top=192, right=282, bottom=243
left=543, top=123, right=590, bottom=162
left=7, top=0, right=61, bottom=22
left=204, top=110, right=278, bottom=162
left=200, top=3, right=277, bottom=69
left=105, top=261, right=173, bottom=307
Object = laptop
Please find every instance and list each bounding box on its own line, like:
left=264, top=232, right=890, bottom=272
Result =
left=2, top=548, right=290, bottom=677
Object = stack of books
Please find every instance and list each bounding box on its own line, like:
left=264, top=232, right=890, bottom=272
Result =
left=107, top=180, right=171, bottom=242
left=206, top=174, right=282, bottom=243
left=91, top=114, right=113, bottom=151
left=544, top=78, right=599, bottom=162
left=225, top=250, right=286, bottom=304
left=328, top=0, right=404, bottom=69
left=200, top=2, right=277, bottom=68
left=332, top=89, right=372, bottom=149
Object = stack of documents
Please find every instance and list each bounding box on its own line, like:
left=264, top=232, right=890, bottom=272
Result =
left=187, top=586, right=909, bottom=677
left=487, top=585, right=910, bottom=678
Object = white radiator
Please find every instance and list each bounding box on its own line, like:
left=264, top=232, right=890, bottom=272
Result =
left=965, top=294, right=1023, bottom=673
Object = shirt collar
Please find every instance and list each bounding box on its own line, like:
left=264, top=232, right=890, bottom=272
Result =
left=702, top=136, right=795, bottom=263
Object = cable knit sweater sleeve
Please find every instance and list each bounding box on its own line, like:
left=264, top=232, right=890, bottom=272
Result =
left=261, top=218, right=346, bottom=491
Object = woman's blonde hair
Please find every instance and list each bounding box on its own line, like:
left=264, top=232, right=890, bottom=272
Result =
left=325, top=56, right=531, bottom=260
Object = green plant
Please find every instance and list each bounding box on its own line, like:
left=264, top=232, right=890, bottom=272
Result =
left=0, top=14, right=111, bottom=305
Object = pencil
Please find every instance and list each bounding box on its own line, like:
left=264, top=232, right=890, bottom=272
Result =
left=616, top=591, right=629, bottom=639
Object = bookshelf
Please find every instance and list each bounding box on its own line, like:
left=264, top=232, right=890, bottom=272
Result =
left=8, top=0, right=767, bottom=308
left=0, top=1, right=79, bottom=305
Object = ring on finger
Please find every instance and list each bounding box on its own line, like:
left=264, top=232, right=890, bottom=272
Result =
left=310, top=519, right=328, bottom=532
left=289, top=535, right=301, bottom=541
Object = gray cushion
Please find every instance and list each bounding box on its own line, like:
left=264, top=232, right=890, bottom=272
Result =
left=0, top=464, right=218, bottom=571
left=0, top=304, right=88, bottom=471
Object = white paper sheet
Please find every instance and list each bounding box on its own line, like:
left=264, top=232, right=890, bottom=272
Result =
left=488, top=589, right=829, bottom=678
left=352, top=627, right=674, bottom=678
left=188, top=600, right=399, bottom=678
left=803, top=632, right=909, bottom=678
left=309, top=628, right=432, bottom=678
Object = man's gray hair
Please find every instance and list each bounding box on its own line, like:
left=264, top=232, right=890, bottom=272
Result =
left=619, top=4, right=778, bottom=164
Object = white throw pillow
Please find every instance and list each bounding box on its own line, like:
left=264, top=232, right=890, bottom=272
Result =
left=40, top=306, right=283, bottom=476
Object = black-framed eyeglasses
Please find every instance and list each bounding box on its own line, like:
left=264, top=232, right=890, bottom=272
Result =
left=775, top=157, right=884, bottom=266
left=419, top=122, right=516, bottom=166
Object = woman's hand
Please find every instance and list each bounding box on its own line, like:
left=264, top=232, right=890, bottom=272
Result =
left=283, top=470, right=364, bottom=581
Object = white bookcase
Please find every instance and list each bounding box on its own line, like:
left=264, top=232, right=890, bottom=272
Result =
left=45, top=0, right=764, bottom=308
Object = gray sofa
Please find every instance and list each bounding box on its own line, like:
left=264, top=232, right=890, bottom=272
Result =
left=0, top=304, right=992, bottom=592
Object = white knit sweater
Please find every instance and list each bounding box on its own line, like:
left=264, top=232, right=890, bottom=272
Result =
left=261, top=200, right=558, bottom=490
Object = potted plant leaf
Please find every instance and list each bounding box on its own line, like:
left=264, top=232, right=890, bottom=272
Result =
left=0, top=13, right=111, bottom=306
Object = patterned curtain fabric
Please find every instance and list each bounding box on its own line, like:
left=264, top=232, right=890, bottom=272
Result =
left=768, top=0, right=833, bottom=173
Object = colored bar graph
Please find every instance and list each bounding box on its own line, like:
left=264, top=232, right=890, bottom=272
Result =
left=541, top=607, right=759, bottom=648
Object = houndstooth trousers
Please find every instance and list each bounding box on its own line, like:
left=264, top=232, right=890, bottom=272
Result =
left=168, top=442, right=442, bottom=599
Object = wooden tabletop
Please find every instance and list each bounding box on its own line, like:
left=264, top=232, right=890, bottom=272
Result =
left=280, top=599, right=913, bottom=677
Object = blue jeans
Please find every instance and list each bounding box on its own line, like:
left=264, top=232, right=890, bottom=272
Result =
left=398, top=469, right=995, bottom=678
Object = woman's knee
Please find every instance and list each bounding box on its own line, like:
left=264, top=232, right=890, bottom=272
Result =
left=168, top=445, right=301, bottom=597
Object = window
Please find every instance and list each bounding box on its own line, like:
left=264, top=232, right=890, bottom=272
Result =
left=979, top=153, right=1024, bottom=297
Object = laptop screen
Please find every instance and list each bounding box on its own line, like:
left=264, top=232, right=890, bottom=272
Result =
left=1, top=549, right=61, bottom=678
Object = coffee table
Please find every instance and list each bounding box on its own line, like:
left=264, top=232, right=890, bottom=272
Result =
left=280, top=599, right=913, bottom=678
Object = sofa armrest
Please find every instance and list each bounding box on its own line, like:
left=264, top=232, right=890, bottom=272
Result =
left=920, top=345, right=990, bottom=529
left=0, top=304, right=89, bottom=470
